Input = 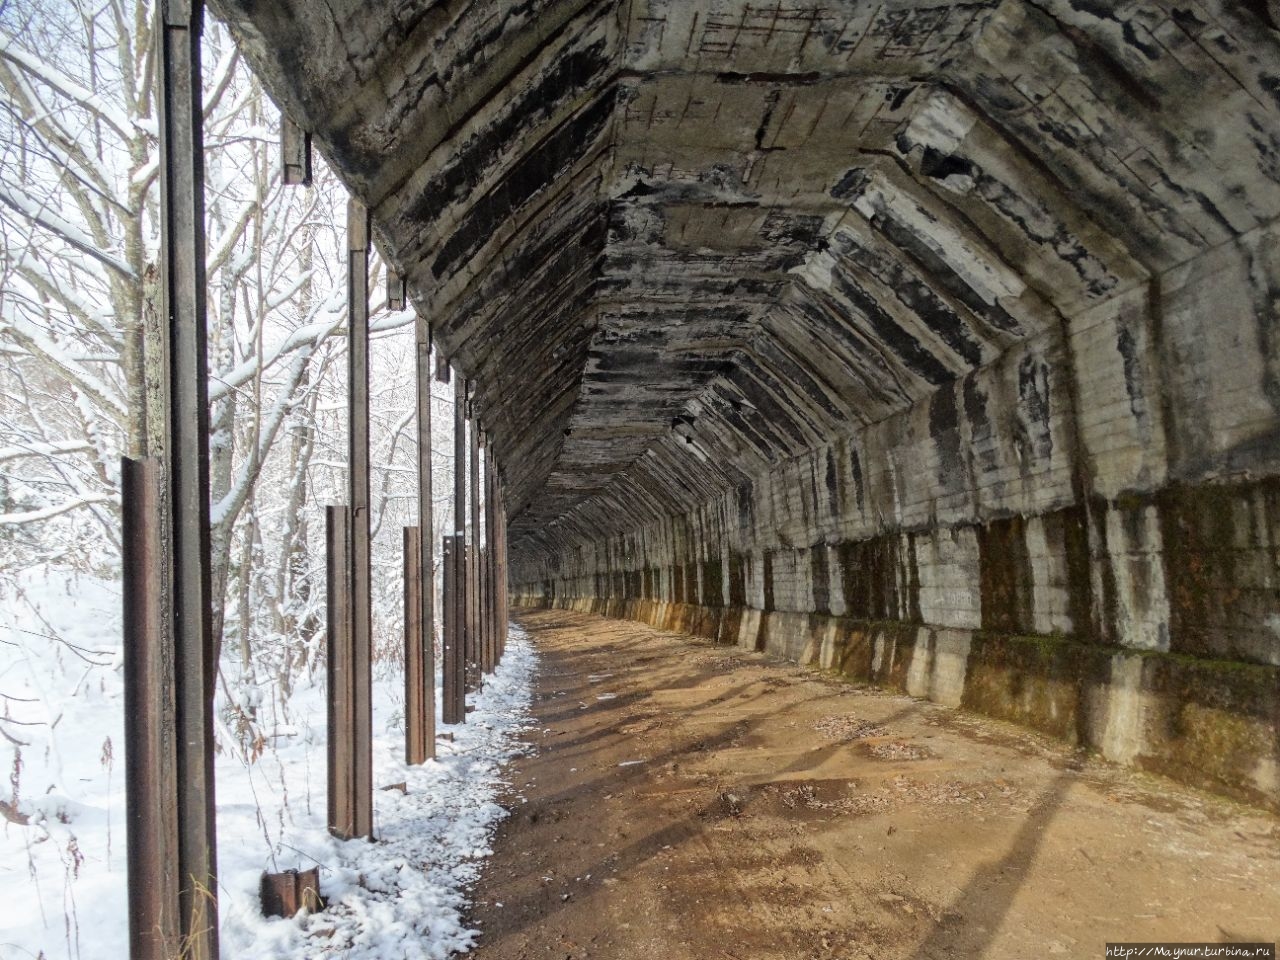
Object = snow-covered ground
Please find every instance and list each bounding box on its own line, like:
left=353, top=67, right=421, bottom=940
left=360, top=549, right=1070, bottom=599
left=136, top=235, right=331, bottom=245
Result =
left=0, top=566, right=536, bottom=960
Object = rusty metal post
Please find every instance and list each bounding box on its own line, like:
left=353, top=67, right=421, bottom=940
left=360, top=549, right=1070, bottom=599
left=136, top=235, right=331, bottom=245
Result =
left=453, top=373, right=470, bottom=710
left=475, top=429, right=487, bottom=676
left=453, top=535, right=465, bottom=716
left=492, top=471, right=501, bottom=663
left=493, top=469, right=502, bottom=663
left=347, top=199, right=373, bottom=839
left=440, top=535, right=454, bottom=723
left=387, top=270, right=407, bottom=312
left=499, top=472, right=509, bottom=659
left=463, top=541, right=475, bottom=695
left=493, top=449, right=503, bottom=665
left=326, top=505, right=355, bottom=838
left=155, top=2, right=218, bottom=954
left=482, top=439, right=496, bottom=674
left=480, top=538, right=487, bottom=677
left=415, top=318, right=436, bottom=755
left=280, top=115, right=311, bottom=186
left=260, top=868, right=323, bottom=918
left=441, top=534, right=463, bottom=723
left=478, top=544, right=488, bottom=675
left=122, top=458, right=180, bottom=960
left=494, top=456, right=503, bottom=663
left=404, top=526, right=428, bottom=764
left=468, top=402, right=481, bottom=690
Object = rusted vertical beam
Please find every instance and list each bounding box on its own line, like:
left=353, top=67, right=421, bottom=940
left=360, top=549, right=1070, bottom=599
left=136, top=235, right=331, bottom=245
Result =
left=280, top=115, right=311, bottom=186
left=156, top=1, right=217, bottom=954
left=326, top=506, right=354, bottom=838
left=492, top=471, right=501, bottom=664
left=453, top=533, right=466, bottom=721
left=483, top=551, right=492, bottom=674
left=465, top=542, right=476, bottom=691
left=463, top=539, right=475, bottom=693
left=483, top=439, right=497, bottom=674
left=492, top=443, right=499, bottom=670
left=449, top=371, right=468, bottom=720
left=480, top=551, right=491, bottom=675
left=454, top=532, right=466, bottom=719
left=122, top=458, right=180, bottom=960
left=476, top=430, right=487, bottom=676
left=468, top=401, right=481, bottom=689
left=441, top=535, right=460, bottom=724
left=495, top=456, right=505, bottom=662
left=499, top=476, right=509, bottom=660
left=415, top=318, right=436, bottom=755
left=387, top=270, right=407, bottom=312
left=493, top=469, right=502, bottom=663
left=403, top=526, right=427, bottom=764
left=499, top=472, right=509, bottom=659
left=347, top=198, right=373, bottom=839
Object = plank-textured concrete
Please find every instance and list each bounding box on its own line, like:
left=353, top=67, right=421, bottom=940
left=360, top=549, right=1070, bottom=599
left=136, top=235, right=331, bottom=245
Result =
left=208, top=1, right=1280, bottom=808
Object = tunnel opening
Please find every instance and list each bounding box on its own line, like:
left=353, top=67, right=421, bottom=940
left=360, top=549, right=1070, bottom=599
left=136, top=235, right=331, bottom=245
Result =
left=205, top=0, right=1280, bottom=812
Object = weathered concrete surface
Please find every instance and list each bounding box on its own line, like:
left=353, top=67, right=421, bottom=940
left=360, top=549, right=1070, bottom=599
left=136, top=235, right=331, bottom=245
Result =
left=206, top=2, right=1280, bottom=804
left=206, top=0, right=1280, bottom=534
left=467, top=610, right=1280, bottom=959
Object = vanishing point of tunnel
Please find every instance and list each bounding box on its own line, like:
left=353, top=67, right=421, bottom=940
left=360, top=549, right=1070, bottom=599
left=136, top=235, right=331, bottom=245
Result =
left=207, top=0, right=1279, bottom=953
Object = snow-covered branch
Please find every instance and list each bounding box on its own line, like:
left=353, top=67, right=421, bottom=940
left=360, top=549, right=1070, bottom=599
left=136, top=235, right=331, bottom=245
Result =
left=0, top=183, right=136, bottom=281
left=0, top=439, right=94, bottom=464
left=0, top=492, right=113, bottom=525
left=0, top=37, right=133, bottom=141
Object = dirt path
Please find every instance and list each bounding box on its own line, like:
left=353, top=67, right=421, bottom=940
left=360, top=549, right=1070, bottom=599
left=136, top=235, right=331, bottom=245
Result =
left=465, top=610, right=1279, bottom=960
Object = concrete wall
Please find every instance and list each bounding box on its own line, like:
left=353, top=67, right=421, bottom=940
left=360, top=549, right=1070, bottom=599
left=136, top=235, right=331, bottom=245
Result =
left=513, top=219, right=1280, bottom=812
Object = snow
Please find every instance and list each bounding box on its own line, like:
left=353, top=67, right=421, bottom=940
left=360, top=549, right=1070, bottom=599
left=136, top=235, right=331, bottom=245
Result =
left=0, top=567, right=536, bottom=960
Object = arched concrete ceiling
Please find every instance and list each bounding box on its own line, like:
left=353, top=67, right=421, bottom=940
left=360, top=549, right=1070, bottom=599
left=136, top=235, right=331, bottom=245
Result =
left=209, top=0, right=1280, bottom=562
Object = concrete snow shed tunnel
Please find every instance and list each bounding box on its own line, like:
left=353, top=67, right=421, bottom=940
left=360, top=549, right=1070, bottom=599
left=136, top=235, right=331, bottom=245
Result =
left=212, top=0, right=1280, bottom=811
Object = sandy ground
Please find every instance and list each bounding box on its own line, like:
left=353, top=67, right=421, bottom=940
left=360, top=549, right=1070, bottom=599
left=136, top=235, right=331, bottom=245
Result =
left=466, top=610, right=1279, bottom=960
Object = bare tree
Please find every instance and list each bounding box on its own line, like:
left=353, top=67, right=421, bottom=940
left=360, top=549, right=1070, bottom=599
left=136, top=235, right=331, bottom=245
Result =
left=0, top=0, right=451, bottom=759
